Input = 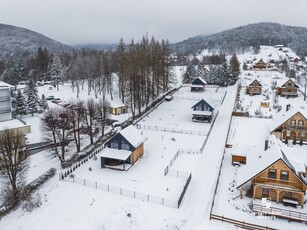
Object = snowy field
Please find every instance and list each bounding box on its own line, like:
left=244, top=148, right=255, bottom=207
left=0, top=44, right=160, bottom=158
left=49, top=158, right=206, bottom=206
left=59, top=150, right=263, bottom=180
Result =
left=138, top=86, right=226, bottom=133
left=0, top=83, right=237, bottom=229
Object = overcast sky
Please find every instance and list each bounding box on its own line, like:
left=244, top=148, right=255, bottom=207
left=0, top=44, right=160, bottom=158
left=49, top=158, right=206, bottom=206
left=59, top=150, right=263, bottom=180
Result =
left=1, top=0, right=307, bottom=45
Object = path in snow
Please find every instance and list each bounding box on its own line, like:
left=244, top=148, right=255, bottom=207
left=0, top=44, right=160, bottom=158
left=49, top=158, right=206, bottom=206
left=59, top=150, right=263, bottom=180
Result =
left=179, top=85, right=237, bottom=229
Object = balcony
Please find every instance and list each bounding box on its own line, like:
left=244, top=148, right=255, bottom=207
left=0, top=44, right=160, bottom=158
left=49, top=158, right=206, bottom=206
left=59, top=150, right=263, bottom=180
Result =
left=254, top=177, right=304, bottom=191
left=0, top=107, right=11, bottom=114
left=0, top=96, right=10, bottom=102
left=282, top=125, right=307, bottom=131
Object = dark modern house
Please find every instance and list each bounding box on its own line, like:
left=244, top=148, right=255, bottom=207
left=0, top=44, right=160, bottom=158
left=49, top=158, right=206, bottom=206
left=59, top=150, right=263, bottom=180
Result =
left=191, top=77, right=206, bottom=92
left=191, top=99, right=215, bottom=123
left=100, top=125, right=146, bottom=171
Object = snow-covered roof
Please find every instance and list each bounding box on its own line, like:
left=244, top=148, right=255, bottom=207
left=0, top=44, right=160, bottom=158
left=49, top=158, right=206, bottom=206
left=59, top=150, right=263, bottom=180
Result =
left=237, top=136, right=281, bottom=188
left=270, top=108, right=307, bottom=132
left=246, top=79, right=262, bottom=87
left=0, top=81, right=13, bottom=88
left=191, top=98, right=215, bottom=110
left=192, top=77, right=206, bottom=85
left=119, top=125, right=146, bottom=148
left=109, top=100, right=127, bottom=108
left=276, top=78, right=298, bottom=88
left=99, top=147, right=132, bottom=161
left=236, top=135, right=307, bottom=189
left=192, top=111, right=212, bottom=116
left=0, top=119, right=30, bottom=132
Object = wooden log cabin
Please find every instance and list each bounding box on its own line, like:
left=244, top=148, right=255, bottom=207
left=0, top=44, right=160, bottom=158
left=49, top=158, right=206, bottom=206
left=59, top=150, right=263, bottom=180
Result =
left=253, top=59, right=267, bottom=70
left=191, top=77, right=206, bottom=92
left=100, top=125, right=146, bottom=171
left=270, top=108, right=307, bottom=142
left=237, top=136, right=307, bottom=207
left=276, top=79, right=299, bottom=97
left=245, top=79, right=262, bottom=95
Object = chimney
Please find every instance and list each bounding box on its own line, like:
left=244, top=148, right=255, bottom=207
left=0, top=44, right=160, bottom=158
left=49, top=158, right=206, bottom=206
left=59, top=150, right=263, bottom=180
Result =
left=286, top=104, right=291, bottom=112
left=264, top=139, right=269, bottom=151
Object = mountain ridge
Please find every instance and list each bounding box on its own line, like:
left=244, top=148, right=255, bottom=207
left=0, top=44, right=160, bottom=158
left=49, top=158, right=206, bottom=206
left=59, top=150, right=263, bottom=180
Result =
left=0, top=23, right=74, bottom=58
left=173, top=22, right=307, bottom=56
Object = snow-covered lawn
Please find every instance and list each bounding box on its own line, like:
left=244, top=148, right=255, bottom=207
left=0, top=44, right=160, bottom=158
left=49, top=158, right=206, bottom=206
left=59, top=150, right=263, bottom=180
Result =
left=138, top=86, right=226, bottom=133
left=0, top=84, right=236, bottom=230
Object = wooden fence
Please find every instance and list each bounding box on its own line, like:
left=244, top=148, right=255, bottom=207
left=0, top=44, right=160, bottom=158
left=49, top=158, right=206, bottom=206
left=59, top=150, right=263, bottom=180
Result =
left=136, top=124, right=207, bottom=136
left=210, top=214, right=276, bottom=230
left=252, top=203, right=307, bottom=223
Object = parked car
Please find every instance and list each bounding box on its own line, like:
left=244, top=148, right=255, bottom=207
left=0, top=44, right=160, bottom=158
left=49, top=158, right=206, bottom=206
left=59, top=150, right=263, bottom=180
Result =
left=51, top=98, right=61, bottom=104
left=46, top=95, right=55, bottom=100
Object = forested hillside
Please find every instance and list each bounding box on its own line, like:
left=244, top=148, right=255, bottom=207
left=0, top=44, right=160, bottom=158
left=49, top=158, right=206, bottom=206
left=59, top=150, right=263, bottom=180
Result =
left=173, top=22, right=307, bottom=56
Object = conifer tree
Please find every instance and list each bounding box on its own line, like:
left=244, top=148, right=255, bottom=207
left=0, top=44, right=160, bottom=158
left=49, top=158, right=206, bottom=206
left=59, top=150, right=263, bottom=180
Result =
left=48, top=55, right=64, bottom=91
left=25, top=79, right=39, bottom=116
left=15, top=89, right=26, bottom=117
left=39, top=94, right=49, bottom=112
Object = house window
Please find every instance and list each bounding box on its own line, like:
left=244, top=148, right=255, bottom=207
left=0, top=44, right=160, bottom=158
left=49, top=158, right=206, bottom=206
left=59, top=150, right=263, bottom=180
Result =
left=262, top=188, right=269, bottom=196
left=195, top=105, right=202, bottom=111
left=121, top=141, right=130, bottom=151
left=302, top=132, right=305, bottom=137
left=287, top=131, right=291, bottom=137
left=298, top=120, right=304, bottom=126
left=281, top=171, right=289, bottom=181
left=268, top=169, right=276, bottom=179
left=110, top=140, right=119, bottom=149
left=284, top=191, right=292, bottom=198
left=290, top=120, right=296, bottom=126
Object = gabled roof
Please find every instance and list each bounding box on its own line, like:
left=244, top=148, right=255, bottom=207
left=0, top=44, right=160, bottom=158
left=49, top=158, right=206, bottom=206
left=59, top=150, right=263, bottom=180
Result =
left=192, top=77, right=206, bottom=85
left=0, top=81, right=13, bottom=88
left=248, top=79, right=262, bottom=87
left=277, top=78, right=299, bottom=88
left=236, top=135, right=307, bottom=189
left=109, top=100, right=127, bottom=108
left=119, top=125, right=146, bottom=149
left=270, top=108, right=307, bottom=132
left=256, top=58, right=266, bottom=65
left=191, top=98, right=215, bottom=110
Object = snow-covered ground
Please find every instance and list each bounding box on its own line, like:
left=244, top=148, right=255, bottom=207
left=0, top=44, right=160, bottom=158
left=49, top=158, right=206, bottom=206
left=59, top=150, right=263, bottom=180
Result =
left=0, top=80, right=236, bottom=230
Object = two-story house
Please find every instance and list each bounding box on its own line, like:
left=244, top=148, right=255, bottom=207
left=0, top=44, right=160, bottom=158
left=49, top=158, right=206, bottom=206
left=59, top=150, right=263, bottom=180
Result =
left=253, top=59, right=267, bottom=69
left=191, top=99, right=215, bottom=123
left=245, top=79, right=262, bottom=95
left=191, top=77, right=206, bottom=92
left=237, top=135, right=307, bottom=207
left=270, top=108, right=307, bottom=142
left=276, top=79, right=299, bottom=97
left=100, top=125, right=146, bottom=171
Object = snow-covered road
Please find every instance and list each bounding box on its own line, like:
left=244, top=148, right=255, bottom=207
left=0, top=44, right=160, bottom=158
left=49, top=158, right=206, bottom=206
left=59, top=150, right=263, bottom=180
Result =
left=179, top=85, right=237, bottom=229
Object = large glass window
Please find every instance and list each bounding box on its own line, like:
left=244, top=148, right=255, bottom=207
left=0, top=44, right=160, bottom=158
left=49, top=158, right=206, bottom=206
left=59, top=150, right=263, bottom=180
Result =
left=268, top=169, right=276, bottom=179
left=110, top=140, right=119, bottom=149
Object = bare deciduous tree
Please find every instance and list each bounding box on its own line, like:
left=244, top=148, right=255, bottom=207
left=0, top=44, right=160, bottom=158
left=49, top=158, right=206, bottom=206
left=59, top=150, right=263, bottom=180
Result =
left=0, top=129, right=28, bottom=205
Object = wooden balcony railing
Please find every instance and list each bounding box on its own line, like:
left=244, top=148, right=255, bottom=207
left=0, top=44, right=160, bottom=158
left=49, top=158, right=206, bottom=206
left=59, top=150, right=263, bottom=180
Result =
left=254, top=177, right=304, bottom=191
left=282, top=125, right=307, bottom=131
